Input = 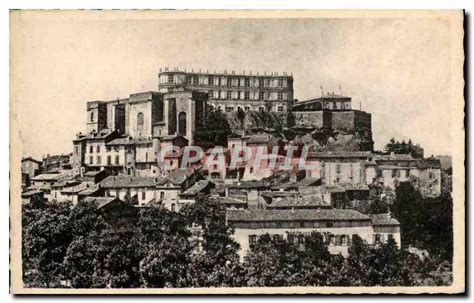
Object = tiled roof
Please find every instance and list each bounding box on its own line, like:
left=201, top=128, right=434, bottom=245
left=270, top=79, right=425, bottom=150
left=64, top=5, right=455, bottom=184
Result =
left=21, top=189, right=44, bottom=198
left=84, top=171, right=103, bottom=177
left=277, top=177, right=321, bottom=190
left=61, top=182, right=89, bottom=194
left=218, top=180, right=271, bottom=189
left=370, top=214, right=400, bottom=226
left=181, top=180, right=213, bottom=196
left=320, top=184, right=346, bottom=193
left=76, top=129, right=116, bottom=141
left=22, top=157, right=42, bottom=164
left=101, top=169, right=198, bottom=189
left=210, top=196, right=247, bottom=205
left=266, top=195, right=329, bottom=209
left=246, top=134, right=270, bottom=144
left=166, top=168, right=197, bottom=186
left=31, top=173, right=62, bottom=181
left=373, top=153, right=414, bottom=161
left=101, top=175, right=164, bottom=188
left=82, top=196, right=122, bottom=209
left=78, top=184, right=100, bottom=196
left=25, top=184, right=51, bottom=191
left=227, top=209, right=370, bottom=222
left=338, top=183, right=370, bottom=191
left=106, top=137, right=153, bottom=146
left=308, top=151, right=372, bottom=158
left=260, top=191, right=300, bottom=199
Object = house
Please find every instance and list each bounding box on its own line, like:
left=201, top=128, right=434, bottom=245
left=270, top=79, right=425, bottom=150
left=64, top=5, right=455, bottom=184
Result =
left=81, top=196, right=137, bottom=224
left=210, top=195, right=248, bottom=209
left=369, top=213, right=401, bottom=246
left=178, top=180, right=215, bottom=206
left=21, top=157, right=42, bottom=187
left=21, top=189, right=44, bottom=206
left=50, top=180, right=84, bottom=203
left=226, top=208, right=401, bottom=259
left=81, top=170, right=110, bottom=184
left=100, top=175, right=162, bottom=206
left=100, top=168, right=203, bottom=211
left=41, top=153, right=72, bottom=173
left=307, top=151, right=372, bottom=185
left=371, top=154, right=442, bottom=197
left=29, top=173, right=67, bottom=201
left=264, top=194, right=331, bottom=210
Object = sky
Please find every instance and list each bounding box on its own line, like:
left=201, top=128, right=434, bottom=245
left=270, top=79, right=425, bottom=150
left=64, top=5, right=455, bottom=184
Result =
left=11, top=11, right=459, bottom=159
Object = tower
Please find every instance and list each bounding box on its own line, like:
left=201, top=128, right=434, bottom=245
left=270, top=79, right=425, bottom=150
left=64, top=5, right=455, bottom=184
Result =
left=86, top=101, right=107, bottom=133
left=162, top=91, right=207, bottom=145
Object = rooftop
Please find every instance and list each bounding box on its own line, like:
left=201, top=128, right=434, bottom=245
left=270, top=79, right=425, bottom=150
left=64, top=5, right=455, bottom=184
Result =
left=31, top=173, right=63, bottom=182
left=266, top=195, right=329, bottom=209
left=370, top=214, right=400, bottom=226
left=227, top=209, right=370, bottom=222
left=22, top=157, right=42, bottom=164
left=78, top=184, right=101, bottom=196
left=246, top=134, right=270, bottom=144
left=159, top=67, right=293, bottom=78
left=101, top=175, right=164, bottom=188
left=21, top=189, right=44, bottom=198
left=106, top=137, right=153, bottom=146
left=181, top=180, right=214, bottom=196
left=210, top=196, right=247, bottom=206
left=308, top=151, right=372, bottom=158
left=82, top=196, right=122, bottom=209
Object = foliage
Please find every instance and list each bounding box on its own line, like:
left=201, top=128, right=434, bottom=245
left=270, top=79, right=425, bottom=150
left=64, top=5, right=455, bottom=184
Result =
left=22, top=192, right=452, bottom=288
left=384, top=138, right=424, bottom=158
left=194, top=107, right=232, bottom=148
left=22, top=202, right=72, bottom=287
left=391, top=182, right=453, bottom=261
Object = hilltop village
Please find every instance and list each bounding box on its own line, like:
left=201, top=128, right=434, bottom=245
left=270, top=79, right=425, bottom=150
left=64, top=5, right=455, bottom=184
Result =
left=21, top=68, right=443, bottom=258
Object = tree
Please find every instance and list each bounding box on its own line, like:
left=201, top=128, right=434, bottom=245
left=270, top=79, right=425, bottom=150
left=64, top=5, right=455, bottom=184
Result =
left=181, top=195, right=243, bottom=287
left=384, top=138, right=424, bottom=158
left=242, top=232, right=333, bottom=287
left=392, top=182, right=453, bottom=261
left=61, top=202, right=104, bottom=288
left=90, top=223, right=144, bottom=288
left=137, top=207, right=193, bottom=288
left=22, top=202, right=72, bottom=287
left=194, top=107, right=232, bottom=148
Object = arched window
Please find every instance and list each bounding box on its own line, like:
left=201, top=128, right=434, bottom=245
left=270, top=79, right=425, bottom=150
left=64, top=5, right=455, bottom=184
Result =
left=178, top=111, right=187, bottom=135
left=137, top=112, right=144, bottom=133
left=90, top=111, right=94, bottom=122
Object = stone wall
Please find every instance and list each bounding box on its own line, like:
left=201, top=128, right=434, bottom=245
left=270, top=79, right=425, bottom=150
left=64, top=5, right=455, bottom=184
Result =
left=331, top=110, right=371, bottom=131
left=292, top=111, right=331, bottom=128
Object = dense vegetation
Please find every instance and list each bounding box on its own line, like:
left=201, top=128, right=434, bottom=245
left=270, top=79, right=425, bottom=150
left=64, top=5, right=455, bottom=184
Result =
left=22, top=191, right=452, bottom=288
left=384, top=138, right=424, bottom=158
left=391, top=182, right=453, bottom=261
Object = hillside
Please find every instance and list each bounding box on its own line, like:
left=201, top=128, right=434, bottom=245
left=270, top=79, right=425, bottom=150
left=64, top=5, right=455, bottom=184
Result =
left=223, top=111, right=373, bottom=152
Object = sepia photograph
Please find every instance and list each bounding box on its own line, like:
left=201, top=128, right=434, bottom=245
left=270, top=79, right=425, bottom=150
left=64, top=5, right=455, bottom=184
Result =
left=9, top=10, right=465, bottom=294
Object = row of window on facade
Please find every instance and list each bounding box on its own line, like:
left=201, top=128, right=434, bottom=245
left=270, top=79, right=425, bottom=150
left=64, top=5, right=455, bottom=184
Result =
left=248, top=233, right=394, bottom=248
left=87, top=152, right=150, bottom=166
left=382, top=169, right=436, bottom=180
left=208, top=90, right=287, bottom=101
left=215, top=105, right=285, bottom=113
left=165, top=74, right=289, bottom=88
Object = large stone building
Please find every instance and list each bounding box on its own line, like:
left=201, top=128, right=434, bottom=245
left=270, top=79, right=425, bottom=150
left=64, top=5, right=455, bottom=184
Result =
left=227, top=209, right=401, bottom=258
left=291, top=93, right=372, bottom=132
left=73, top=90, right=208, bottom=175
left=85, top=91, right=207, bottom=142
left=158, top=67, right=294, bottom=113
